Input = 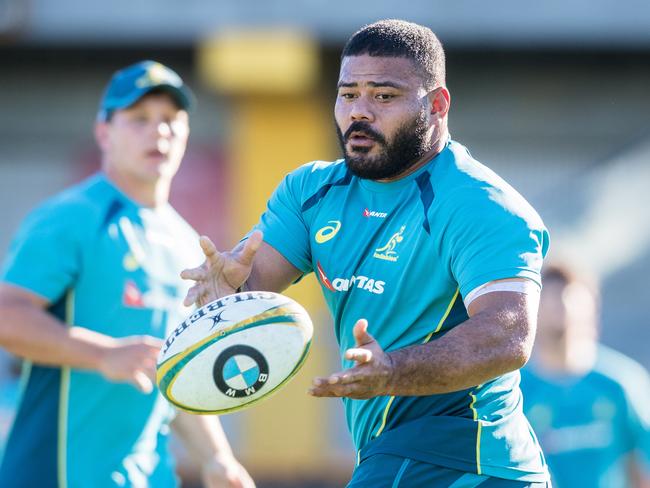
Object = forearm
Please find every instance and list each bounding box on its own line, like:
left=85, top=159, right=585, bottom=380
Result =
left=386, top=307, right=533, bottom=396
left=244, top=243, right=301, bottom=294
left=0, top=301, right=112, bottom=370
left=628, top=454, right=650, bottom=488
left=171, top=412, right=234, bottom=463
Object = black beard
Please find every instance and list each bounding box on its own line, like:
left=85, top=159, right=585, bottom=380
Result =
left=336, top=110, right=431, bottom=180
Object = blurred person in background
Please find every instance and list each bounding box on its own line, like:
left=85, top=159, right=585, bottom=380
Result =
left=521, top=262, right=650, bottom=488
left=0, top=61, right=254, bottom=488
left=183, top=20, right=551, bottom=487
left=0, top=351, right=20, bottom=460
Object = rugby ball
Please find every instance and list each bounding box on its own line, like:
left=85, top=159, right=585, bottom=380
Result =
left=156, top=291, right=313, bottom=414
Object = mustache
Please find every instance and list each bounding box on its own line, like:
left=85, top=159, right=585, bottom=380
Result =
left=343, top=122, right=386, bottom=145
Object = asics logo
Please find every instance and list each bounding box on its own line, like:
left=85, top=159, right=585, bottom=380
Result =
left=315, top=220, right=341, bottom=244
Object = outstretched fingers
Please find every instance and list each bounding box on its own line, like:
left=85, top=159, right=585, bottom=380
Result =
left=180, top=266, right=207, bottom=281
left=183, top=284, right=208, bottom=307
left=308, top=374, right=367, bottom=398
left=345, top=348, right=373, bottom=363
left=181, top=233, right=263, bottom=308
left=352, top=319, right=375, bottom=346
left=132, top=370, right=154, bottom=394
left=199, top=235, right=220, bottom=260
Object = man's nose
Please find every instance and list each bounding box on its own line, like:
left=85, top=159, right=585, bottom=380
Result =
left=349, top=97, right=374, bottom=122
left=156, top=121, right=172, bottom=138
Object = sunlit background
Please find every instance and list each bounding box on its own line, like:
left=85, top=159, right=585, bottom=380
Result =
left=1, top=1, right=649, bottom=486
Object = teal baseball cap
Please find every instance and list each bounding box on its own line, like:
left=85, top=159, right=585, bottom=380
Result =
left=97, top=60, right=195, bottom=121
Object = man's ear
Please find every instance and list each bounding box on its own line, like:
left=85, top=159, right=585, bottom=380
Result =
left=94, top=121, right=110, bottom=152
left=428, top=86, right=451, bottom=120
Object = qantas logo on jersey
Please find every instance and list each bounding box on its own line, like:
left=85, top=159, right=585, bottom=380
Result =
left=363, top=208, right=387, bottom=219
left=316, top=262, right=385, bottom=295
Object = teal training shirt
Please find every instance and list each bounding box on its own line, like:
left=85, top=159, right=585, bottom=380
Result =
left=521, top=345, right=650, bottom=487
left=255, top=140, right=551, bottom=481
left=0, top=174, right=203, bottom=488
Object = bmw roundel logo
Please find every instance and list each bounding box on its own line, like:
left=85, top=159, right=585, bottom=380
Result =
left=213, top=345, right=269, bottom=398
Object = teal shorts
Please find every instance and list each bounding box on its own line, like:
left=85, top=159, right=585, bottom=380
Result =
left=347, top=454, right=551, bottom=488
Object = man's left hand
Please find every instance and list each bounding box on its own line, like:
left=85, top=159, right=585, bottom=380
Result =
left=308, top=319, right=394, bottom=399
left=202, top=454, right=256, bottom=488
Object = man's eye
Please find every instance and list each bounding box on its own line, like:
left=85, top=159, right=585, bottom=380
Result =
left=339, top=92, right=356, bottom=99
left=376, top=94, right=395, bottom=101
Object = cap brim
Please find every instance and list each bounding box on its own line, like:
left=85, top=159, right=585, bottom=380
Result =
left=98, top=83, right=195, bottom=121
left=149, top=84, right=196, bottom=112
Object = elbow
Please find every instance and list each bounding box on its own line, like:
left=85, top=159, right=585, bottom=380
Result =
left=472, top=294, right=538, bottom=377
left=495, top=347, right=530, bottom=376
left=0, top=305, right=19, bottom=351
left=509, top=344, right=532, bottom=371
left=493, top=314, right=536, bottom=374
left=0, top=305, right=11, bottom=342
left=0, top=299, right=34, bottom=353
left=504, top=324, right=536, bottom=372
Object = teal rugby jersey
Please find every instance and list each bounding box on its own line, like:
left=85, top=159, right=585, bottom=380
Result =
left=0, top=174, right=202, bottom=488
left=522, top=345, right=650, bottom=487
left=255, top=140, right=550, bottom=481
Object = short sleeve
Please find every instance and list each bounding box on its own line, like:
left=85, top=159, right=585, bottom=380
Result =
left=442, top=186, right=550, bottom=300
left=620, top=363, right=650, bottom=466
left=1, top=203, right=82, bottom=303
left=253, top=169, right=312, bottom=273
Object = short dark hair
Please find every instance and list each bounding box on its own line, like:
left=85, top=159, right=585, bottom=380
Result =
left=341, top=19, right=446, bottom=90
left=542, top=261, right=600, bottom=300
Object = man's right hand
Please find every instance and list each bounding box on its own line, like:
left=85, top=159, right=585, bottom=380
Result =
left=181, top=231, right=263, bottom=308
left=97, top=335, right=163, bottom=394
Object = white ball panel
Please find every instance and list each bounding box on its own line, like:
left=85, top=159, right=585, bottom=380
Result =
left=158, top=291, right=311, bottom=364
left=168, top=318, right=310, bottom=411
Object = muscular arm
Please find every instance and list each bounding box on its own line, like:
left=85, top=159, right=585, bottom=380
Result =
left=0, top=283, right=161, bottom=392
left=386, top=290, right=538, bottom=395
left=245, top=241, right=302, bottom=293
left=310, top=289, right=539, bottom=398
left=0, top=283, right=115, bottom=367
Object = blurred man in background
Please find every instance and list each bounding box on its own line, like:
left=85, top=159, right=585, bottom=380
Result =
left=0, top=61, right=254, bottom=488
left=183, top=20, right=551, bottom=487
left=521, top=262, right=650, bottom=488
